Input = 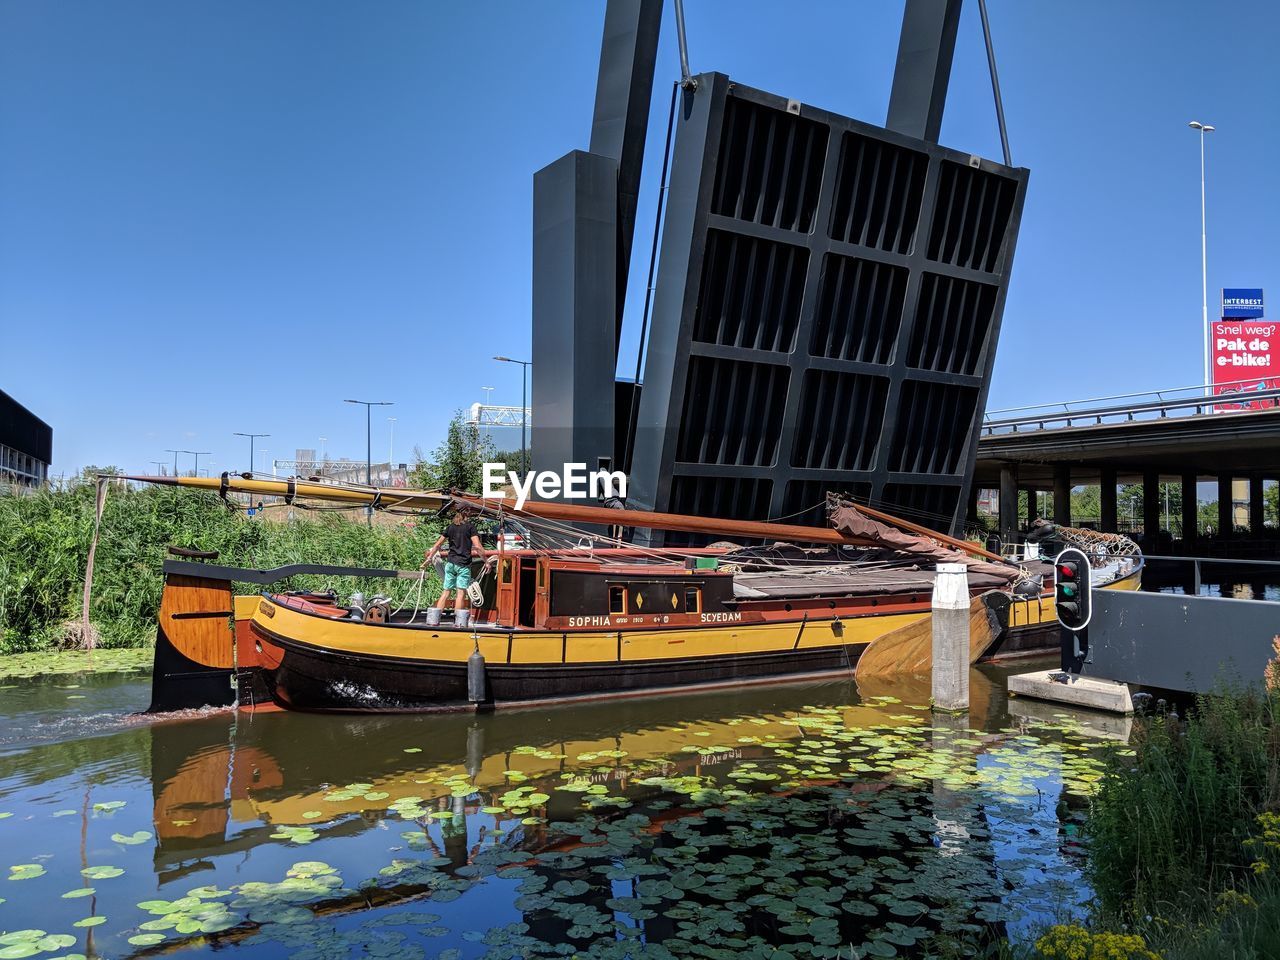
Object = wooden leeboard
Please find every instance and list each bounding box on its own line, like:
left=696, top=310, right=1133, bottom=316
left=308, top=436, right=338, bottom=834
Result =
left=853, top=592, right=999, bottom=678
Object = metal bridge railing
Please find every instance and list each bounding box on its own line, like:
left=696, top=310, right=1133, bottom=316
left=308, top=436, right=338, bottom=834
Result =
left=982, top=380, right=1280, bottom=435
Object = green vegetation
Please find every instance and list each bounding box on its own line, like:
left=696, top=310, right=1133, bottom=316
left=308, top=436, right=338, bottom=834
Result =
left=1011, top=681, right=1280, bottom=960
left=0, top=482, right=439, bottom=653
left=408, top=409, right=494, bottom=492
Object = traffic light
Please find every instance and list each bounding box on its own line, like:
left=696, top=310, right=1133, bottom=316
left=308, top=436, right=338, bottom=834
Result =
left=1054, top=547, right=1092, bottom=631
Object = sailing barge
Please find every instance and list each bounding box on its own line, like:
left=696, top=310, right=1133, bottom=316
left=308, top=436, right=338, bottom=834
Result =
left=123, top=475, right=1142, bottom=714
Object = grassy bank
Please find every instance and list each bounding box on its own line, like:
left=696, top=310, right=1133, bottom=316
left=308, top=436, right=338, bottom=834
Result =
left=1014, top=683, right=1280, bottom=960
left=0, top=484, right=439, bottom=653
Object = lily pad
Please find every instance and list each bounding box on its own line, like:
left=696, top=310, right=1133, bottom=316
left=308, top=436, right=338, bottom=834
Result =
left=61, top=888, right=95, bottom=899
left=110, top=831, right=152, bottom=845
left=72, top=917, right=106, bottom=928
left=7, top=865, right=46, bottom=881
left=80, top=866, right=124, bottom=880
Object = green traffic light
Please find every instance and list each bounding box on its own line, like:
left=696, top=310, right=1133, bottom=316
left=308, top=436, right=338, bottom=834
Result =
left=1060, top=584, right=1076, bottom=598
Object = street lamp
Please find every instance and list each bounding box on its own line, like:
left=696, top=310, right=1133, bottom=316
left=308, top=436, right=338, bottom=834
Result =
left=149, top=460, right=167, bottom=477
left=165, top=449, right=181, bottom=476
left=192, top=452, right=211, bottom=477
left=233, top=432, right=269, bottom=475
left=1189, top=120, right=1215, bottom=394
left=345, top=399, right=394, bottom=522
left=493, top=356, right=531, bottom=477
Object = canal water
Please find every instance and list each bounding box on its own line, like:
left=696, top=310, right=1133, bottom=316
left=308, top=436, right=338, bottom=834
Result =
left=0, top=654, right=1120, bottom=959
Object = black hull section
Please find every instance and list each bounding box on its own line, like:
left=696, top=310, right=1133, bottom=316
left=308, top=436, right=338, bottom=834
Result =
left=147, top=622, right=236, bottom=713
left=264, top=636, right=870, bottom=713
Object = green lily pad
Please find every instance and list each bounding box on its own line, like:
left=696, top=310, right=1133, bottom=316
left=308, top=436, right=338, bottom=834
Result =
left=80, top=866, right=124, bottom=880
left=0, top=934, right=44, bottom=947
left=91, top=801, right=126, bottom=813
left=72, top=917, right=106, bottom=928
left=7, top=865, right=45, bottom=881
left=36, top=936, right=75, bottom=951
left=61, top=888, right=95, bottom=899
left=110, top=831, right=152, bottom=845
left=0, top=945, right=40, bottom=960
left=127, top=934, right=167, bottom=946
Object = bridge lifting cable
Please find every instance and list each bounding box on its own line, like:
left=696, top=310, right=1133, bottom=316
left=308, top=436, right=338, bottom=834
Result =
left=673, top=0, right=696, bottom=90
left=977, top=0, right=1012, bottom=166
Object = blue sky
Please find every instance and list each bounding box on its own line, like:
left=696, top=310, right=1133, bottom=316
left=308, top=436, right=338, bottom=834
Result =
left=1, top=1, right=1277, bottom=476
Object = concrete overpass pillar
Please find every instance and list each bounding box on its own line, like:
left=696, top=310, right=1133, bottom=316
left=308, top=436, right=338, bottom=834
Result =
left=1100, top=467, right=1117, bottom=533
left=1143, top=470, right=1162, bottom=544
left=1181, top=472, right=1198, bottom=547
left=1249, top=475, right=1264, bottom=535
left=998, top=464, right=1018, bottom=546
left=1053, top=464, right=1072, bottom=528
left=1024, top=488, right=1037, bottom=527
left=1217, top=475, right=1233, bottom=538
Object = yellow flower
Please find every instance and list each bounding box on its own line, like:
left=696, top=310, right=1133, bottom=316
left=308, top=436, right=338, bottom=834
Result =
left=1034, top=925, right=1161, bottom=960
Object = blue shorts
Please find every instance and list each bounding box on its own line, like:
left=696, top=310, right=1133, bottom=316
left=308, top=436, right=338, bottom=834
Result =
left=442, top=561, right=472, bottom=590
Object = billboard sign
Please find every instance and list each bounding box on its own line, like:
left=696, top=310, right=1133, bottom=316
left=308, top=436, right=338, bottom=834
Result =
left=1212, top=318, right=1279, bottom=410
left=1222, top=288, right=1264, bottom=319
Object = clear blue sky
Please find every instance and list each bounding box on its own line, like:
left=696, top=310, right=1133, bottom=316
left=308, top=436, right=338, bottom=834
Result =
left=2, top=1, right=1276, bottom=477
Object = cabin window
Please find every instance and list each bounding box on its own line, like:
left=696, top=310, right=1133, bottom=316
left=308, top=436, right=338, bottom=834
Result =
left=684, top=586, right=701, bottom=613
left=609, top=585, right=627, bottom=614
left=500, top=559, right=513, bottom=584
left=537, top=564, right=546, bottom=588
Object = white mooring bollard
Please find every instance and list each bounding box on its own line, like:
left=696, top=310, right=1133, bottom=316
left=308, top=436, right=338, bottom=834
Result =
left=931, top=562, right=970, bottom=713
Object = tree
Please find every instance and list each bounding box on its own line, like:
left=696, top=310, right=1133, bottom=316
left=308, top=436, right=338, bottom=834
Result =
left=409, top=410, right=494, bottom=493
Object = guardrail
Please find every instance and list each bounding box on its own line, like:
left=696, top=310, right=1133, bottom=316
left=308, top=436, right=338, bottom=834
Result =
left=982, top=381, right=1280, bottom=435
left=1142, top=554, right=1280, bottom=598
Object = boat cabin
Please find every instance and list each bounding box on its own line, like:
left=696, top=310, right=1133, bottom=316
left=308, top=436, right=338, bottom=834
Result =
left=490, top=551, right=739, bottom=631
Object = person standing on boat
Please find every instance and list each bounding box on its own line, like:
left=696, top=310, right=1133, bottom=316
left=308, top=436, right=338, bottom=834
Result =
left=424, top=508, right=485, bottom=627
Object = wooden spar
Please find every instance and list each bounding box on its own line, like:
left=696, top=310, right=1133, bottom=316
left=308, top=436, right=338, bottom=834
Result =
left=453, top=495, right=879, bottom=547
left=121, top=474, right=1008, bottom=562
left=121, top=474, right=876, bottom=546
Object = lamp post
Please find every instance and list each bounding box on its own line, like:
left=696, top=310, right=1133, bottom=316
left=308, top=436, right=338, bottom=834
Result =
left=150, top=460, right=167, bottom=477
left=1189, top=120, right=1215, bottom=394
left=345, top=399, right=394, bottom=523
left=191, top=451, right=211, bottom=477
left=493, top=356, right=531, bottom=477
left=165, top=449, right=180, bottom=476
left=233, top=432, right=269, bottom=475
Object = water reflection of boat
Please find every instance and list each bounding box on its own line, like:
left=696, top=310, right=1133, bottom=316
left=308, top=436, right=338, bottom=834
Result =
left=145, top=667, right=1023, bottom=875
left=123, top=474, right=1140, bottom=714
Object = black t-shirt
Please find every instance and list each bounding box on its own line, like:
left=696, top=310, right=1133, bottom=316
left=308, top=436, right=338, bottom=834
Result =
left=444, top=521, right=479, bottom=565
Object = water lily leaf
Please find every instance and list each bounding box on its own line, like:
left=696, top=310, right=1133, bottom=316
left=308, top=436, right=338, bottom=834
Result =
left=403, top=748, right=422, bottom=753
left=0, top=934, right=44, bottom=947
left=61, top=888, right=95, bottom=898
left=110, top=831, right=151, bottom=845
left=36, top=936, right=76, bottom=951
left=72, top=917, right=106, bottom=928
left=91, top=801, right=126, bottom=813
left=0, top=946, right=39, bottom=960
left=51, top=811, right=76, bottom=818
left=80, top=866, right=124, bottom=880
left=127, top=934, right=166, bottom=947
left=7, top=865, right=45, bottom=881
left=302, top=811, right=323, bottom=820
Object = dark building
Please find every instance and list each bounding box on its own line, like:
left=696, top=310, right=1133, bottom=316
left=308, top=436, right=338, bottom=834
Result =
left=0, top=389, right=53, bottom=487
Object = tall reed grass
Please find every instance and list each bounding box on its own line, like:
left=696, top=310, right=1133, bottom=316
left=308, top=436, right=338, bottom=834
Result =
left=0, top=484, right=439, bottom=652
left=1086, top=690, right=1280, bottom=917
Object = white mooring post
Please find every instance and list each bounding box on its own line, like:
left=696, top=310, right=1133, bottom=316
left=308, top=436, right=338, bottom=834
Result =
left=931, top=562, right=970, bottom=713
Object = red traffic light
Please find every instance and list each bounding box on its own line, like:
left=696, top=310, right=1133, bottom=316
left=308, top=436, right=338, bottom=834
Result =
left=1058, top=562, right=1078, bottom=580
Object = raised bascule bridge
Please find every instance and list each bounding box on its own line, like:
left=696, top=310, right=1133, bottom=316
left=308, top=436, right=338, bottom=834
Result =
left=530, top=0, right=1027, bottom=542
